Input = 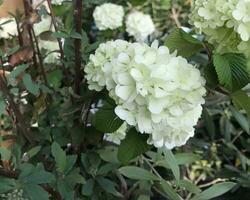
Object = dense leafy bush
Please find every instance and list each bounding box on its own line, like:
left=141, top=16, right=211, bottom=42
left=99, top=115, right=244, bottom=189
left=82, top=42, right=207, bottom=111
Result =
left=0, top=0, right=249, bottom=199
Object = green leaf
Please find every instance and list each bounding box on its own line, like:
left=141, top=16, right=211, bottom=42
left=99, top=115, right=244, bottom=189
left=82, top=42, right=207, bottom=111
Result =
left=231, top=90, right=250, bottom=118
left=64, top=155, right=77, bottom=174
left=162, top=149, right=180, bottom=182
left=9, top=64, right=28, bottom=78
left=22, top=170, right=55, bottom=185
left=0, top=177, right=17, bottom=193
left=129, top=0, right=147, bottom=6
left=118, top=128, right=150, bottom=163
left=175, top=153, right=201, bottom=165
left=23, top=184, right=49, bottom=200
left=0, top=100, right=6, bottom=115
left=82, top=179, right=95, bottom=196
left=51, top=142, right=67, bottom=173
left=213, top=53, right=250, bottom=91
left=47, top=69, right=63, bottom=88
left=203, top=108, right=216, bottom=139
left=98, top=146, right=120, bottom=164
left=97, top=177, right=123, bottom=197
left=22, top=74, right=40, bottom=95
left=0, top=147, right=11, bottom=161
left=92, top=102, right=123, bottom=133
left=26, top=146, right=41, bottom=159
left=230, top=106, right=249, bottom=134
left=157, top=181, right=182, bottom=200
left=119, top=166, right=160, bottom=181
left=165, top=28, right=203, bottom=58
left=178, top=180, right=201, bottom=194
left=191, top=182, right=236, bottom=200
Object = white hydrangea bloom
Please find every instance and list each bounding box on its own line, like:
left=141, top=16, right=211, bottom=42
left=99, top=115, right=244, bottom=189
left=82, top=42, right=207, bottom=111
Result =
left=84, top=40, right=130, bottom=91
left=190, top=0, right=250, bottom=57
left=85, top=40, right=206, bottom=149
left=104, top=123, right=127, bottom=145
left=0, top=18, right=18, bottom=39
left=126, top=11, right=155, bottom=41
left=93, top=3, right=124, bottom=30
left=39, top=39, right=60, bottom=63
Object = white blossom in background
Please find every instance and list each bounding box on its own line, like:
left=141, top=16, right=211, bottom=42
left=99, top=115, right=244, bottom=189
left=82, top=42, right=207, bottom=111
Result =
left=190, top=0, right=250, bottom=57
left=104, top=123, right=127, bottom=145
left=85, top=40, right=206, bottom=149
left=126, top=11, right=155, bottom=41
left=34, top=15, right=54, bottom=36
left=39, top=39, right=60, bottom=63
left=52, top=0, right=66, bottom=5
left=93, top=3, right=124, bottom=30
left=0, top=18, right=18, bottom=39
left=0, top=189, right=28, bottom=200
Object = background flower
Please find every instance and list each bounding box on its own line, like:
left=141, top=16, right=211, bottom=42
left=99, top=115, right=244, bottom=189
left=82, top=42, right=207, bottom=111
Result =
left=125, top=11, right=155, bottom=41
left=93, top=3, right=124, bottom=30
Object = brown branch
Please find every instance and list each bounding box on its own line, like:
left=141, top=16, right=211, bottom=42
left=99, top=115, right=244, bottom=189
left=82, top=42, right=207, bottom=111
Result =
left=0, top=75, right=35, bottom=145
left=31, top=27, right=48, bottom=85
left=73, top=0, right=83, bottom=95
left=0, top=168, right=19, bottom=179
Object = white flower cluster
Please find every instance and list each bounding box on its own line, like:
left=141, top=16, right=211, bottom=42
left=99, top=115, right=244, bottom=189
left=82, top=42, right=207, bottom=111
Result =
left=126, top=11, right=155, bottom=41
left=85, top=40, right=206, bottom=149
left=93, top=3, right=124, bottom=31
left=190, top=0, right=250, bottom=56
left=0, top=189, right=28, bottom=200
left=93, top=3, right=155, bottom=41
left=0, top=18, right=18, bottom=39
left=104, top=123, right=127, bottom=145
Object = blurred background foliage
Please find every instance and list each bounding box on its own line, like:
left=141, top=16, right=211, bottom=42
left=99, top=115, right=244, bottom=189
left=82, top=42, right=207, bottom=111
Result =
left=0, top=0, right=249, bottom=199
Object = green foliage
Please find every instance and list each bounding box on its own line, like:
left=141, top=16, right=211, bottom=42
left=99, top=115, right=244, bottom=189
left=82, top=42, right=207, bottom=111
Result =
left=165, top=28, right=204, bottom=58
left=118, top=128, right=150, bottom=163
left=191, top=182, right=236, bottom=200
left=213, top=53, right=250, bottom=92
left=92, top=101, right=124, bottom=133
left=0, top=0, right=249, bottom=199
left=119, top=166, right=160, bottom=181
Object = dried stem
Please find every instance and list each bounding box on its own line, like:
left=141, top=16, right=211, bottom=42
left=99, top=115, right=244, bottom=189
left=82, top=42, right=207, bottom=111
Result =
left=73, top=0, right=83, bottom=95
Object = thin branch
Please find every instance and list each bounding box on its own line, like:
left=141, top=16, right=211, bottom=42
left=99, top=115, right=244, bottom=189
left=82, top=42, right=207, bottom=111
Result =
left=73, top=0, right=83, bottom=95
left=0, top=75, right=35, bottom=145
left=46, top=0, right=65, bottom=60
left=31, top=27, right=48, bottom=85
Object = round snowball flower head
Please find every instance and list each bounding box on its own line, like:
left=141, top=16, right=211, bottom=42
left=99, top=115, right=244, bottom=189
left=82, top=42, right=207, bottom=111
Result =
left=0, top=18, right=18, bottom=39
left=126, top=11, right=155, bottom=41
left=93, top=3, right=124, bottom=31
left=85, top=40, right=206, bottom=149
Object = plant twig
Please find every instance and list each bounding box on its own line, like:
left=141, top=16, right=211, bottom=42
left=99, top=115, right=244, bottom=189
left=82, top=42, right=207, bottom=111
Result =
left=0, top=75, right=35, bottom=145
left=73, top=0, right=83, bottom=95
left=46, top=0, right=65, bottom=60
